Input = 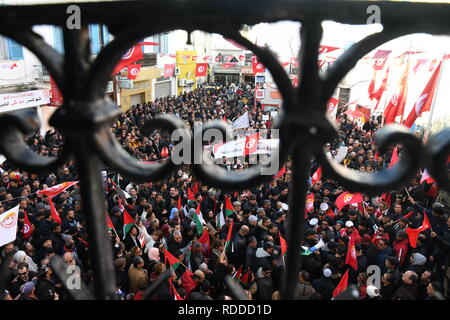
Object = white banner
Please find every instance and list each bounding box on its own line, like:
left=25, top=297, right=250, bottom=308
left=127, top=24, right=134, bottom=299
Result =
left=0, top=89, right=51, bottom=114
left=0, top=205, right=19, bottom=247
left=212, top=138, right=279, bottom=159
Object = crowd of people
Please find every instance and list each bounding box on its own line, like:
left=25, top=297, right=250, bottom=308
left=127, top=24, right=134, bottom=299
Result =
left=0, top=83, right=449, bottom=300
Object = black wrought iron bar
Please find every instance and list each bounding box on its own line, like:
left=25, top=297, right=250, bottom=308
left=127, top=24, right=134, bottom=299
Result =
left=281, top=145, right=312, bottom=299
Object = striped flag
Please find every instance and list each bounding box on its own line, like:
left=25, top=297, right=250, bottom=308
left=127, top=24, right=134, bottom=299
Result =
left=232, top=111, right=250, bottom=129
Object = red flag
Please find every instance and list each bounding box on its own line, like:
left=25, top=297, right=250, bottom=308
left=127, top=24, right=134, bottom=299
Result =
left=22, top=211, right=33, bottom=239
left=274, top=166, right=286, bottom=179
left=181, top=269, right=196, bottom=299
left=240, top=268, right=251, bottom=284
left=405, top=212, right=431, bottom=248
left=37, top=181, right=78, bottom=198
left=333, top=269, right=349, bottom=298
left=345, top=236, right=358, bottom=270
left=243, top=133, right=259, bottom=156
left=279, top=231, right=287, bottom=256
left=169, top=279, right=184, bottom=300
left=192, top=182, right=199, bottom=194
left=403, top=211, right=414, bottom=219
left=198, top=230, right=210, bottom=251
left=112, top=45, right=143, bottom=75
left=233, top=266, right=243, bottom=279
left=48, top=198, right=62, bottom=224
left=373, top=67, right=390, bottom=111
left=319, top=45, right=340, bottom=54
left=403, top=61, right=441, bottom=128
left=305, top=193, right=315, bottom=213
left=127, top=64, right=141, bottom=80
left=327, top=97, right=339, bottom=119
left=420, top=169, right=436, bottom=185
left=311, top=167, right=322, bottom=185
left=188, top=187, right=195, bottom=201
left=380, top=192, right=392, bottom=207
left=389, top=147, right=399, bottom=168
left=335, top=192, right=363, bottom=211
left=106, top=213, right=116, bottom=232
left=372, top=50, right=391, bottom=70
left=252, top=62, right=265, bottom=74
left=384, top=62, right=409, bottom=124
left=195, top=63, right=208, bottom=77
left=177, top=196, right=182, bottom=211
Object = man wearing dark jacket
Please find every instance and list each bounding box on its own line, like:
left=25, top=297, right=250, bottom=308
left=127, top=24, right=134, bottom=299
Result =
left=311, top=268, right=335, bottom=300
left=394, top=271, right=419, bottom=299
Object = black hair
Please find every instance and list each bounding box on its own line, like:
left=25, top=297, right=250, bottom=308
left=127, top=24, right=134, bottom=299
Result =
left=386, top=256, right=399, bottom=268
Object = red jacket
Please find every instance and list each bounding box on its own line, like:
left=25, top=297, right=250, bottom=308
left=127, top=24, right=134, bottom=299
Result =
left=340, top=228, right=362, bottom=244
left=393, top=239, right=409, bottom=266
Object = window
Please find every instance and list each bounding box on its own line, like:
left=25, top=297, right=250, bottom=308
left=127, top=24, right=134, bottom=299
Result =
left=7, top=38, right=24, bottom=60
left=53, top=26, right=64, bottom=54
left=89, top=24, right=101, bottom=55
left=102, top=25, right=110, bottom=45
left=151, top=33, right=168, bottom=54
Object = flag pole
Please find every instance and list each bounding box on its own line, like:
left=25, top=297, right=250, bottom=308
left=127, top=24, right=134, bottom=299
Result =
left=423, top=59, right=444, bottom=143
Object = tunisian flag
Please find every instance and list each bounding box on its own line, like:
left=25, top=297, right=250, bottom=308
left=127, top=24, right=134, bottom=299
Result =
left=372, top=50, right=391, bottom=70
left=389, top=147, right=399, bottom=168
left=333, top=269, right=349, bottom=298
left=127, top=64, right=141, bottom=80
left=112, top=45, right=143, bottom=75
left=335, top=192, right=363, bottom=211
left=311, top=167, right=322, bottom=185
left=22, top=211, right=33, bottom=239
left=345, top=236, right=358, bottom=270
left=195, top=63, right=208, bottom=77
left=37, top=181, right=79, bottom=198
left=384, top=62, right=409, bottom=124
left=405, top=212, right=431, bottom=248
left=403, top=61, right=441, bottom=128
left=372, top=67, right=390, bottom=111
left=319, top=45, right=340, bottom=54
left=252, top=62, right=265, bottom=74
left=327, top=98, right=339, bottom=119
left=243, top=133, right=259, bottom=156
left=305, top=193, right=315, bottom=213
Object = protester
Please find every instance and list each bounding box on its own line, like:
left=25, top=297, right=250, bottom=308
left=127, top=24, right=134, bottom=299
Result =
left=0, top=85, right=448, bottom=300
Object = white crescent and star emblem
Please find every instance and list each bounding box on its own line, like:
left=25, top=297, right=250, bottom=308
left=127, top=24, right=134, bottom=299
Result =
left=246, top=138, right=256, bottom=149
left=130, top=67, right=139, bottom=76
left=122, top=47, right=135, bottom=60
left=198, top=66, right=205, bottom=73
left=415, top=93, right=428, bottom=114
left=23, top=224, right=30, bottom=233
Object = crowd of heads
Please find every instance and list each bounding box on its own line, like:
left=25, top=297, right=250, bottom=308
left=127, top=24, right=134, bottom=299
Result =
left=1, top=84, right=450, bottom=300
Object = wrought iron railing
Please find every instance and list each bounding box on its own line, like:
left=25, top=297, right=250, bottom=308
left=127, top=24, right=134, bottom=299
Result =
left=0, top=0, right=450, bottom=300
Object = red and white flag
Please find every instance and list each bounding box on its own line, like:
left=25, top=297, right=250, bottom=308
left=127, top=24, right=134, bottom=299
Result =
left=403, top=61, right=441, bottom=128
left=345, top=236, right=358, bottom=270
left=372, top=67, right=390, bottom=111
left=127, top=64, right=141, bottom=80
left=252, top=62, right=265, bottom=74
left=389, top=147, right=399, bottom=168
left=335, top=192, right=363, bottom=211
left=420, top=169, right=436, bottom=184
left=112, top=45, right=143, bottom=75
left=319, top=45, right=340, bottom=54
left=37, top=181, right=78, bottom=198
left=22, top=211, right=33, bottom=239
left=195, top=63, right=208, bottom=77
left=384, top=62, right=409, bottom=124
left=243, top=133, right=259, bottom=156
left=327, top=97, right=339, bottom=119
left=305, top=193, right=315, bottom=213
left=372, top=50, right=391, bottom=70
left=311, top=167, right=322, bottom=185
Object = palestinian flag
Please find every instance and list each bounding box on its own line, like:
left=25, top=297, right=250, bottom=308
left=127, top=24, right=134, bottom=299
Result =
left=164, top=249, right=181, bottom=271
left=106, top=213, right=116, bottom=232
left=225, top=220, right=234, bottom=250
left=123, top=209, right=135, bottom=239
left=233, top=266, right=243, bottom=279
left=224, top=197, right=235, bottom=217
left=216, top=211, right=225, bottom=228
left=192, top=182, right=199, bottom=194
left=192, top=211, right=203, bottom=235
left=169, top=279, right=184, bottom=300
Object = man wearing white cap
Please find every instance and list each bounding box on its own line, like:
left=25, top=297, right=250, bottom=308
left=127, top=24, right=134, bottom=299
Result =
left=311, top=268, right=335, bottom=300
left=339, top=220, right=362, bottom=244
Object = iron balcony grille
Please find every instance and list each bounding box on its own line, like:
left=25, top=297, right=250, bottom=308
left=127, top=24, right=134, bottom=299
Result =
left=0, top=0, right=449, bottom=300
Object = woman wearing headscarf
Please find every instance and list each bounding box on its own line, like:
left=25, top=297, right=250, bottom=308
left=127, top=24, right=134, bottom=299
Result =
left=13, top=251, right=38, bottom=273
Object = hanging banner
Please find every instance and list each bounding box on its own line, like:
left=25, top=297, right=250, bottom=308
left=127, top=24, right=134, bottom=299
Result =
left=211, top=138, right=279, bottom=159
left=0, top=89, right=51, bottom=113
left=164, top=64, right=175, bottom=77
